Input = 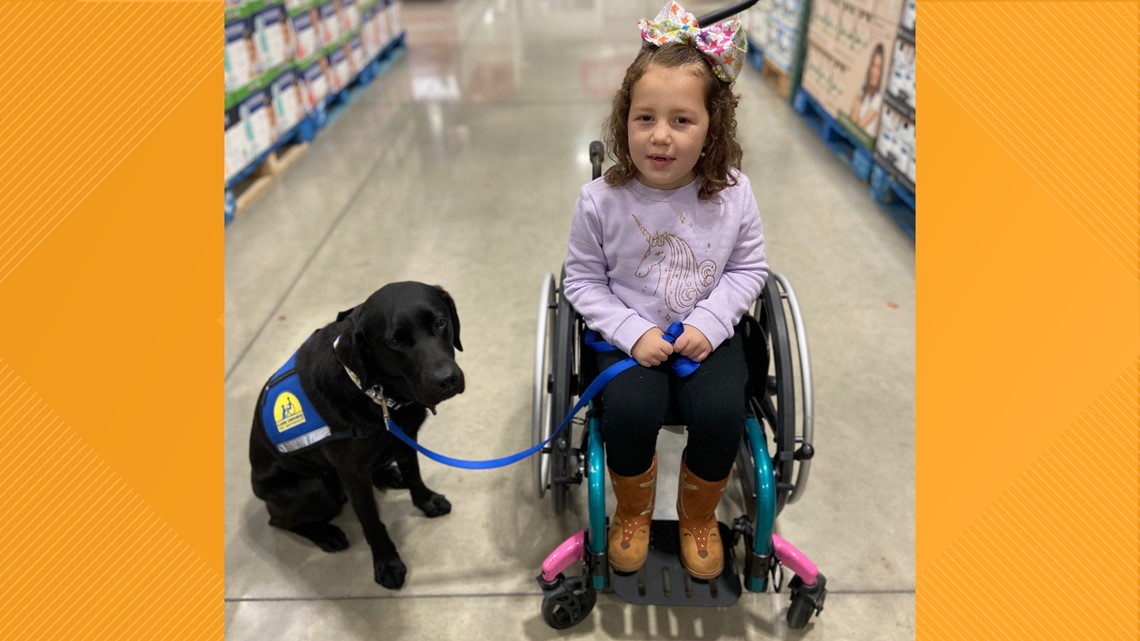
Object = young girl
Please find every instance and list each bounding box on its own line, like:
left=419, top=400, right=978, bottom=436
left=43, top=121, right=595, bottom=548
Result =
left=562, top=1, right=768, bottom=580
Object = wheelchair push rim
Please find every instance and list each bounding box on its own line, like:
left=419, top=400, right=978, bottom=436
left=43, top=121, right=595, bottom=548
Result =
left=770, top=272, right=814, bottom=503
left=548, top=274, right=579, bottom=514
left=532, top=272, right=578, bottom=513
left=751, top=271, right=814, bottom=507
left=532, top=273, right=556, bottom=500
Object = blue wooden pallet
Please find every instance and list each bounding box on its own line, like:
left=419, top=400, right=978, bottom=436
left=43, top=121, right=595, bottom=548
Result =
left=869, top=161, right=915, bottom=241
left=792, top=87, right=873, bottom=183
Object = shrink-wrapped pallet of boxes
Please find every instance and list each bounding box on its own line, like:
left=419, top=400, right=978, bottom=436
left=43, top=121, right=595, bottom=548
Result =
left=799, top=0, right=904, bottom=148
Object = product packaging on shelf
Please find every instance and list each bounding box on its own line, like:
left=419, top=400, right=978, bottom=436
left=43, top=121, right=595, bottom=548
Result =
left=764, top=13, right=798, bottom=73
left=224, top=0, right=405, bottom=195
left=375, top=0, right=392, bottom=44
left=253, top=4, right=290, bottom=71
left=225, top=103, right=254, bottom=183
left=772, top=0, right=803, bottom=27
left=327, top=46, right=351, bottom=93
left=900, top=0, right=915, bottom=37
left=872, top=0, right=915, bottom=192
left=339, top=35, right=362, bottom=77
left=800, top=0, right=904, bottom=144
left=341, top=0, right=362, bottom=33
left=385, top=0, right=402, bottom=37
left=361, top=4, right=378, bottom=58
left=318, top=1, right=343, bottom=46
left=224, top=19, right=259, bottom=93
left=238, top=89, right=278, bottom=158
left=743, top=0, right=771, bottom=44
left=886, top=38, right=915, bottom=115
left=288, top=9, right=320, bottom=60
left=874, top=101, right=915, bottom=187
left=348, top=35, right=367, bottom=77
left=270, top=69, right=307, bottom=136
left=299, top=57, right=332, bottom=110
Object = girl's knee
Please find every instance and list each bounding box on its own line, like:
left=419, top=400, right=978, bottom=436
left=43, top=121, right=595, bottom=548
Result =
left=600, top=398, right=664, bottom=434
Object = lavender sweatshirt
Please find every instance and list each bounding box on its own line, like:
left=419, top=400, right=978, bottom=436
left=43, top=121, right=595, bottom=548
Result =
left=563, top=172, right=768, bottom=355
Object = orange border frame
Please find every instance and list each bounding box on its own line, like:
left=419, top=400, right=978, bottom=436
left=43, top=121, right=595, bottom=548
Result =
left=0, top=0, right=1135, bottom=638
left=919, top=2, right=1137, bottom=639
left=0, top=2, right=221, bottom=638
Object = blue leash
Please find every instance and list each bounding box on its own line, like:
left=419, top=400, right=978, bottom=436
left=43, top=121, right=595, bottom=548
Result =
left=385, top=322, right=698, bottom=469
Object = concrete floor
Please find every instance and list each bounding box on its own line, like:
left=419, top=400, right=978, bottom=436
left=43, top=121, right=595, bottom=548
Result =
left=224, top=1, right=915, bottom=638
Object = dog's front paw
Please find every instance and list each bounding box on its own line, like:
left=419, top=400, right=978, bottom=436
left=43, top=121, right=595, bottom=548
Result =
left=313, top=527, right=350, bottom=552
left=288, top=522, right=349, bottom=552
left=371, top=464, right=407, bottom=490
left=373, top=554, right=407, bottom=589
left=414, top=492, right=451, bottom=518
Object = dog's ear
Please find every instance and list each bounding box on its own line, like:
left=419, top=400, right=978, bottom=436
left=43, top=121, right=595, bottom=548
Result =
left=335, top=305, right=358, bottom=323
left=435, top=286, right=462, bottom=352
left=334, top=323, right=375, bottom=387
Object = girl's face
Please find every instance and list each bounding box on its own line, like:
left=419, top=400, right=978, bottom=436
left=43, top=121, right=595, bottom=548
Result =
left=627, top=64, right=710, bottom=191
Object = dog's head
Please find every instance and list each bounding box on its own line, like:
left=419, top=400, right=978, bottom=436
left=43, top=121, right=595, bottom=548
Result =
left=333, top=282, right=465, bottom=408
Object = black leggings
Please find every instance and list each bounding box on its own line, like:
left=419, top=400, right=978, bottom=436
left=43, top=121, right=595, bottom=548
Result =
left=595, top=327, right=747, bottom=481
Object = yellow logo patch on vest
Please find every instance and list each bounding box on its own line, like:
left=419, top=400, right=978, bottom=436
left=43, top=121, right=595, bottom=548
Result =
left=274, top=392, right=306, bottom=432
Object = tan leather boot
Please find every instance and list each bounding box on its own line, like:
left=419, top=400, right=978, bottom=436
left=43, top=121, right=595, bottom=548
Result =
left=607, top=454, right=657, bottom=572
left=676, top=457, right=730, bottom=580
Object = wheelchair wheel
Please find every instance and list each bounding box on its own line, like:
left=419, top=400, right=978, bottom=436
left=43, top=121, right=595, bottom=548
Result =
left=787, top=595, right=814, bottom=629
left=540, top=575, right=596, bottom=630
left=786, top=573, right=826, bottom=629
left=531, top=273, right=577, bottom=513
left=533, top=273, right=556, bottom=500
left=548, top=274, right=578, bottom=514
left=751, top=272, right=815, bottom=513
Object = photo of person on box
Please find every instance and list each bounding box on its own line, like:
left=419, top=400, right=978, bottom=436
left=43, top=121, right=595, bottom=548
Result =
left=849, top=43, right=884, bottom=130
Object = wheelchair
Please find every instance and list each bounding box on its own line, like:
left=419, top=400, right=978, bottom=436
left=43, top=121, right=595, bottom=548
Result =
left=531, top=133, right=826, bottom=629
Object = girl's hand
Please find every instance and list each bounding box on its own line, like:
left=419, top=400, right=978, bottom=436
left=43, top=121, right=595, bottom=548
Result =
left=673, top=325, right=712, bottom=362
left=632, top=329, right=674, bottom=367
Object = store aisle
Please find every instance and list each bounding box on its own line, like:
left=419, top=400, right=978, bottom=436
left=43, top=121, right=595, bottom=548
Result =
left=224, top=1, right=914, bottom=639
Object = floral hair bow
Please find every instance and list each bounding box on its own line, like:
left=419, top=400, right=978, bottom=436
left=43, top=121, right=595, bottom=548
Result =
left=639, top=1, right=747, bottom=83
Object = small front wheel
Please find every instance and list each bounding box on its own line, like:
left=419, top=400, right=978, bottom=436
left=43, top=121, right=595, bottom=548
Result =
left=786, top=573, right=827, bottom=630
left=786, top=593, right=815, bottom=629
left=540, top=576, right=596, bottom=630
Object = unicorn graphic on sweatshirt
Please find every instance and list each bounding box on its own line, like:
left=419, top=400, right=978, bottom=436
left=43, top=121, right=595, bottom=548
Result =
left=633, top=214, right=717, bottom=315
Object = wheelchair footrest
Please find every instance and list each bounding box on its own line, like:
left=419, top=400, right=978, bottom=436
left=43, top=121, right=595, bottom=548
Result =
left=609, top=520, right=742, bottom=607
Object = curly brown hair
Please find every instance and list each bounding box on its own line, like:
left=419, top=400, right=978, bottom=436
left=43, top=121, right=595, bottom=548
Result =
left=603, top=42, right=742, bottom=200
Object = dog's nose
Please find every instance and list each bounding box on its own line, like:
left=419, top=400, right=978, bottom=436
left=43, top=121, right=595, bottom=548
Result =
left=432, top=367, right=464, bottom=396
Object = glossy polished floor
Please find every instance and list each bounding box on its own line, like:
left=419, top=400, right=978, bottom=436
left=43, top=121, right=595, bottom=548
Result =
left=224, top=1, right=915, bottom=638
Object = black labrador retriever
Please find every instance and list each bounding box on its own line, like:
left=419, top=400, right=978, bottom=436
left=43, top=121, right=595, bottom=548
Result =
left=249, top=282, right=464, bottom=589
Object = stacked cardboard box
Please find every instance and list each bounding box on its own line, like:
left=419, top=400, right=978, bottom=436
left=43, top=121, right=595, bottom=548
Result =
left=742, top=0, right=773, bottom=47
left=763, top=0, right=804, bottom=73
left=742, top=0, right=812, bottom=102
left=224, top=0, right=405, bottom=183
left=874, top=0, right=915, bottom=189
left=800, top=0, right=904, bottom=149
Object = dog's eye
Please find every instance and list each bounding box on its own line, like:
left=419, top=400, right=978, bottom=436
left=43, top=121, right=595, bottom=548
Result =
left=387, top=338, right=403, bottom=349
left=434, top=318, right=447, bottom=329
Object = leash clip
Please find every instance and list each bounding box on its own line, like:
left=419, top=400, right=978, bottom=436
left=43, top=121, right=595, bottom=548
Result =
left=372, top=387, right=392, bottom=425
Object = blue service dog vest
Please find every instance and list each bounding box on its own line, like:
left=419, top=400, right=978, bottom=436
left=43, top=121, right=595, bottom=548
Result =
left=260, top=349, right=333, bottom=454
